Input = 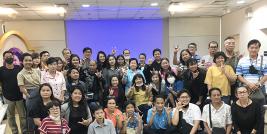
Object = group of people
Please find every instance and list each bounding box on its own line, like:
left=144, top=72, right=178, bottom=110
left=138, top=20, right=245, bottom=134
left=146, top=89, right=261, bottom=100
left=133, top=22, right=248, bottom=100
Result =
left=0, top=36, right=266, bottom=134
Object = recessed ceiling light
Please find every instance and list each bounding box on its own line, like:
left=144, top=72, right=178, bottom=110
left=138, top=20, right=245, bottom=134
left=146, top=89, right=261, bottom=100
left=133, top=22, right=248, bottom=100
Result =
left=150, top=2, right=159, bottom=6
left=237, top=0, right=245, bottom=4
left=82, top=4, right=90, bottom=8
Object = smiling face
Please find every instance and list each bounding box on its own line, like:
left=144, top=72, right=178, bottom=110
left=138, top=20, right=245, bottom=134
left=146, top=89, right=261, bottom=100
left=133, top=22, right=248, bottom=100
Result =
left=40, top=85, right=52, bottom=100
left=107, top=99, right=116, bottom=111
left=71, top=89, right=82, bottom=103
left=23, top=56, right=33, bottom=69
left=178, top=92, right=190, bottom=106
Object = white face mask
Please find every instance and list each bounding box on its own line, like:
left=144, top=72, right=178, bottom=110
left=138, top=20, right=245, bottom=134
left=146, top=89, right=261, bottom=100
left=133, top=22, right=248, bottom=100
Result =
left=167, top=77, right=175, bottom=84
left=50, top=115, right=60, bottom=121
left=136, top=82, right=143, bottom=87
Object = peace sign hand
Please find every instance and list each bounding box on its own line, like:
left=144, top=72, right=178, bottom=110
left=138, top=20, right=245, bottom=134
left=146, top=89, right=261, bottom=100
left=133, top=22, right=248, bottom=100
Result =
left=78, top=118, right=90, bottom=126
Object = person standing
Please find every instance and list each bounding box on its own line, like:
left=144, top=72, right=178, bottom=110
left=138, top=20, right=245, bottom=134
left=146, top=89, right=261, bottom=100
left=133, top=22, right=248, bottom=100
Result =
left=0, top=51, right=27, bottom=134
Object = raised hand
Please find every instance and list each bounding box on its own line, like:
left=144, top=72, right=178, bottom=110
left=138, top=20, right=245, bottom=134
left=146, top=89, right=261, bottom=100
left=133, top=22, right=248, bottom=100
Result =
left=165, top=104, right=172, bottom=115
left=174, top=46, right=180, bottom=54
left=175, top=101, right=183, bottom=110
left=78, top=118, right=90, bottom=126
left=95, top=70, right=102, bottom=78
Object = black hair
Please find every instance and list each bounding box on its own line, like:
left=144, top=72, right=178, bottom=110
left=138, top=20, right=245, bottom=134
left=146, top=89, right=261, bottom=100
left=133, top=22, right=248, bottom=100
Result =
left=69, top=85, right=88, bottom=118
left=160, top=57, right=172, bottom=72
left=209, top=88, right=222, bottom=96
left=129, top=58, right=139, bottom=69
left=67, top=67, right=80, bottom=85
left=164, top=71, right=179, bottom=87
left=92, top=105, right=103, bottom=114
left=177, top=89, right=191, bottom=98
left=22, top=53, right=32, bottom=61
left=106, top=96, right=117, bottom=105
left=31, top=52, right=40, bottom=59
left=179, top=49, right=192, bottom=66
left=186, top=58, right=198, bottom=67
left=116, top=55, right=126, bottom=66
left=188, top=43, right=197, bottom=48
left=153, top=48, right=161, bottom=56
left=124, top=100, right=136, bottom=110
left=83, top=47, right=92, bottom=53
left=69, top=54, right=80, bottom=69
left=40, top=51, right=49, bottom=57
left=3, top=50, right=13, bottom=57
left=139, top=53, right=146, bottom=59
left=39, top=83, right=55, bottom=100
left=106, top=54, right=117, bottom=69
left=208, top=41, right=219, bottom=48
left=131, top=73, right=146, bottom=92
left=213, top=51, right=227, bottom=63
left=109, top=74, right=120, bottom=87
left=46, top=99, right=61, bottom=113
left=46, top=57, right=57, bottom=65
left=247, top=39, right=261, bottom=48
left=235, top=86, right=248, bottom=94
left=153, top=95, right=165, bottom=102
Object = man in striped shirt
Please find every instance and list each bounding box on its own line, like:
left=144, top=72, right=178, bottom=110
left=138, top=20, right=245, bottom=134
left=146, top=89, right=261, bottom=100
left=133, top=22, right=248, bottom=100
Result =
left=236, top=39, right=267, bottom=134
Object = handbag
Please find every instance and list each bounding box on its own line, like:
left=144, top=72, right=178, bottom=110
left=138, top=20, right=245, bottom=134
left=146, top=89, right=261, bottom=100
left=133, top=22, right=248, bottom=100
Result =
left=209, top=104, right=226, bottom=134
left=249, top=55, right=265, bottom=101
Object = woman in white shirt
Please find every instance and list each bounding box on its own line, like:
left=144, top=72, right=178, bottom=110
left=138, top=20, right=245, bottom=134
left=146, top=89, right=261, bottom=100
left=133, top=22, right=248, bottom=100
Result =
left=172, top=90, right=202, bottom=134
left=41, top=57, right=66, bottom=102
left=202, top=88, right=232, bottom=134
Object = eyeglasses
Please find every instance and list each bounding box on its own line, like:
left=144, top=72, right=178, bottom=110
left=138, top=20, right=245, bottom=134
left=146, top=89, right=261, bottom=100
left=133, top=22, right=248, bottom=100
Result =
left=209, top=46, right=218, bottom=49
left=49, top=107, right=60, bottom=111
left=180, top=96, right=189, bottom=99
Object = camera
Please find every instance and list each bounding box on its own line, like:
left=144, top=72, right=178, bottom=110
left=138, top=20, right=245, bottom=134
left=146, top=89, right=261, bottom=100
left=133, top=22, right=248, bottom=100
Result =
left=86, top=93, right=94, bottom=100
left=249, top=65, right=259, bottom=74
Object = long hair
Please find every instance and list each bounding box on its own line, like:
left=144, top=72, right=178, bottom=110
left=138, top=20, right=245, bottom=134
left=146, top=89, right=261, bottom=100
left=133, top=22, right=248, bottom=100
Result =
left=179, top=49, right=192, bottom=66
left=69, top=85, right=88, bottom=118
left=39, top=83, right=55, bottom=101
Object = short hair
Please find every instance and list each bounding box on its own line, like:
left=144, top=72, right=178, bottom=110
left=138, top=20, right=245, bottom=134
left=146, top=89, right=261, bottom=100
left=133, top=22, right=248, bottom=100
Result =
left=209, top=88, right=222, bottom=96
left=22, top=53, right=32, bottom=61
left=46, top=57, right=57, bottom=65
left=129, top=58, right=139, bottom=66
left=46, top=99, right=61, bottom=112
left=235, top=86, right=248, bottom=94
left=92, top=105, right=103, bottom=114
left=186, top=58, right=198, bottom=67
left=83, top=47, right=92, bottom=53
left=31, top=52, right=40, bottom=59
left=153, top=48, right=161, bottom=56
left=40, top=51, right=49, bottom=57
left=3, top=51, right=13, bottom=57
left=208, top=41, right=218, bottom=48
left=123, top=49, right=130, bottom=54
left=224, top=36, right=235, bottom=42
left=124, top=100, right=136, bottom=109
left=62, top=48, right=71, bottom=55
left=247, top=39, right=261, bottom=48
left=177, top=89, right=191, bottom=98
left=213, top=51, right=227, bottom=63
left=139, top=53, right=146, bottom=59
left=153, top=95, right=165, bottom=102
left=188, top=43, right=197, bottom=48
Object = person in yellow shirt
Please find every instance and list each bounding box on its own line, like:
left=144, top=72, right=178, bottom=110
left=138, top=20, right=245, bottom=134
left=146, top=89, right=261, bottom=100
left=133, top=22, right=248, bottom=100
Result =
left=205, top=51, right=237, bottom=104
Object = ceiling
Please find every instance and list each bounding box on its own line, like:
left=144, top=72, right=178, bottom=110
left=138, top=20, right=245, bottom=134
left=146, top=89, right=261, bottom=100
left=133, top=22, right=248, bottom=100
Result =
left=0, top=0, right=260, bottom=20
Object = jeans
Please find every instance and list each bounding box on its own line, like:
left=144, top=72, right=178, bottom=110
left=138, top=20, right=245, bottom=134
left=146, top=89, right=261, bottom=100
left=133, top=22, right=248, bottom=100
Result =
left=25, top=88, right=39, bottom=133
left=4, top=98, right=27, bottom=134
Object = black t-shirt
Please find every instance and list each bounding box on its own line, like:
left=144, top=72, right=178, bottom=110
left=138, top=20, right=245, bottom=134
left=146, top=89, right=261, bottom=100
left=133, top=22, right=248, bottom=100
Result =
left=69, top=106, right=88, bottom=134
left=29, top=99, right=49, bottom=120
left=0, top=65, right=23, bottom=101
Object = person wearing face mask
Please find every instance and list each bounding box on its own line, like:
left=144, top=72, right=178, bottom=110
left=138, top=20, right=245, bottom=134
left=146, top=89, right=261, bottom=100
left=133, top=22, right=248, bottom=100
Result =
left=123, top=49, right=131, bottom=66
left=205, top=52, right=237, bottom=104
left=61, top=86, right=92, bottom=134
left=172, top=90, right=202, bottom=134
left=165, top=71, right=184, bottom=108
left=39, top=99, right=70, bottom=134
left=182, top=58, right=207, bottom=107
left=126, top=73, right=153, bottom=124
left=121, top=101, right=143, bottom=134
left=0, top=51, right=27, bottom=134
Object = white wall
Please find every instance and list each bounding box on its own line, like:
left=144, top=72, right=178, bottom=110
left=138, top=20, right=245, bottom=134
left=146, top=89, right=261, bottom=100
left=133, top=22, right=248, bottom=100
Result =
left=222, top=0, right=267, bottom=56
left=169, top=17, right=220, bottom=64
left=3, top=21, right=66, bottom=57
